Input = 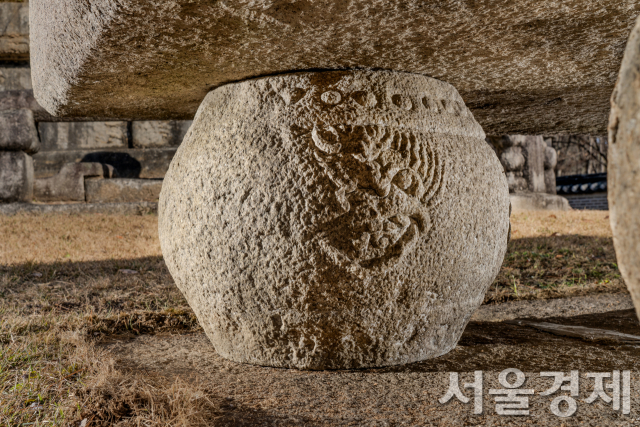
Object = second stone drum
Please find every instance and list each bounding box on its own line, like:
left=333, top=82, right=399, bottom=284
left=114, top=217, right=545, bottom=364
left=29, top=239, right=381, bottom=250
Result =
left=159, top=70, right=510, bottom=370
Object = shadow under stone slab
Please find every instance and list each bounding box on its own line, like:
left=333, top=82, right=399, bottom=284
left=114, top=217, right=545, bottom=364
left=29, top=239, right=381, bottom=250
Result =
left=102, top=308, right=640, bottom=426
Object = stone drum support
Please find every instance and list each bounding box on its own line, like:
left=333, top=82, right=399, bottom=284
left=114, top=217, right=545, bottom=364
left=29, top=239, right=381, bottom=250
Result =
left=609, top=16, right=640, bottom=320
left=159, top=70, right=510, bottom=370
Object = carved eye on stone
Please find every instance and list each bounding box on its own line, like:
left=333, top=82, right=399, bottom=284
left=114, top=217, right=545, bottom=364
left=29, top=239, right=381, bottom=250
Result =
left=321, top=91, right=342, bottom=105
left=392, top=94, right=413, bottom=111
left=312, top=124, right=342, bottom=154
left=351, top=91, right=377, bottom=108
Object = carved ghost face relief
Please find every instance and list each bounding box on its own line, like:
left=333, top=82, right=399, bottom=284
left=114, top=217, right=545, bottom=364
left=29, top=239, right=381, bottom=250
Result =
left=287, top=82, right=446, bottom=277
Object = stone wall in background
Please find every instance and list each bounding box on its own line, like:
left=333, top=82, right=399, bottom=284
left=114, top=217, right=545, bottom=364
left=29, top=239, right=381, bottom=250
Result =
left=0, top=2, right=191, bottom=204
left=0, top=2, right=29, bottom=61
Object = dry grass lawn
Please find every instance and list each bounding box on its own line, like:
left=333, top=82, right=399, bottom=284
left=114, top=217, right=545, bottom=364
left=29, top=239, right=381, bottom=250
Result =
left=489, top=210, right=624, bottom=302
left=0, top=209, right=626, bottom=425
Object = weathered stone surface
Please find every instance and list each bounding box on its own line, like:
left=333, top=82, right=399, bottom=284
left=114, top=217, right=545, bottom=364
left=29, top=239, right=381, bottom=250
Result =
left=32, top=148, right=176, bottom=179
left=488, top=135, right=550, bottom=194
left=510, top=193, right=570, bottom=212
left=0, top=90, right=49, bottom=120
left=0, top=65, right=32, bottom=91
left=608, top=15, right=640, bottom=320
left=38, top=122, right=128, bottom=150
left=30, top=0, right=640, bottom=134
left=544, top=145, right=558, bottom=195
left=159, top=71, right=510, bottom=369
left=132, top=121, right=192, bottom=148
left=33, top=162, right=113, bottom=202
left=0, top=151, right=33, bottom=203
left=0, top=2, right=29, bottom=60
left=0, top=109, right=40, bottom=154
left=85, top=178, right=162, bottom=203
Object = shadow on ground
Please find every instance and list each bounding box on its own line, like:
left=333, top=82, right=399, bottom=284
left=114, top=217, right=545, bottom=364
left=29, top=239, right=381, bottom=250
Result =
left=103, top=307, right=640, bottom=426
left=377, top=309, right=640, bottom=373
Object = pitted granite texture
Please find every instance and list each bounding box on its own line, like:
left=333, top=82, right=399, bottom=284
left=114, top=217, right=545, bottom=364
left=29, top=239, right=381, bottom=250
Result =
left=609, top=15, right=640, bottom=321
left=158, top=71, right=510, bottom=369
left=30, top=0, right=640, bottom=134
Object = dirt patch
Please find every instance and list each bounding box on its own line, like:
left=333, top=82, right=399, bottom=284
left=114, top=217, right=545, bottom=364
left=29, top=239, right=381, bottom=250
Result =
left=103, top=308, right=640, bottom=426
left=473, top=292, right=634, bottom=322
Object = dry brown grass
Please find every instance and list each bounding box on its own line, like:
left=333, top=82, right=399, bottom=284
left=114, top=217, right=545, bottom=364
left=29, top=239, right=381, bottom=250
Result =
left=487, top=210, right=624, bottom=303
left=0, top=210, right=627, bottom=425
left=0, top=213, right=214, bottom=426
left=0, top=213, right=161, bottom=265
left=0, top=326, right=220, bottom=426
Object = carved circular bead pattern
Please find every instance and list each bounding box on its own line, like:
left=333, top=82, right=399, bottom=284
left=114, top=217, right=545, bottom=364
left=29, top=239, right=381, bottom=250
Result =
left=159, top=70, right=510, bottom=370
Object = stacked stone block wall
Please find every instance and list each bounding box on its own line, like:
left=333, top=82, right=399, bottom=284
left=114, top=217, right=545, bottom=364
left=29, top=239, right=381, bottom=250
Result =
left=0, top=2, right=191, bottom=204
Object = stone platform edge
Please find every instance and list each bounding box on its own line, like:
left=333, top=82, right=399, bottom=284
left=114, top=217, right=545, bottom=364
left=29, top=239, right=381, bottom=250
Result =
left=510, top=193, right=571, bottom=212
left=0, top=202, right=157, bottom=216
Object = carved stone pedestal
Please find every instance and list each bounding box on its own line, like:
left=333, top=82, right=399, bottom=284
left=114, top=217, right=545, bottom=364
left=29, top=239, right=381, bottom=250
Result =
left=487, top=135, right=570, bottom=212
left=159, top=71, right=510, bottom=369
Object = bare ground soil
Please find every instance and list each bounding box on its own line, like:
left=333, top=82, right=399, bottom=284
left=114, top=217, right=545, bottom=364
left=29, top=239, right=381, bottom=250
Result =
left=1, top=210, right=638, bottom=426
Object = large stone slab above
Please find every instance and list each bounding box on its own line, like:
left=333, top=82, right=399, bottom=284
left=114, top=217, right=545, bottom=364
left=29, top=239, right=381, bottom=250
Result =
left=30, top=0, right=640, bottom=134
left=609, top=15, right=640, bottom=320
left=38, top=122, right=128, bottom=151
left=0, top=2, right=29, bottom=61
left=32, top=148, right=176, bottom=179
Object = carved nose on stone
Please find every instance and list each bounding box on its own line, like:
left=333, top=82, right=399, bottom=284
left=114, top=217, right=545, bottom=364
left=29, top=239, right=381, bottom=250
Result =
left=351, top=155, right=392, bottom=197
